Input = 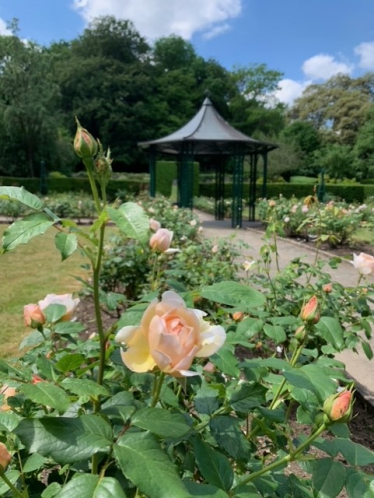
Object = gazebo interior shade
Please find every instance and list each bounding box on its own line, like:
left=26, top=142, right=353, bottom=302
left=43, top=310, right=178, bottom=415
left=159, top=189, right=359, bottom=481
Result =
left=139, top=97, right=278, bottom=155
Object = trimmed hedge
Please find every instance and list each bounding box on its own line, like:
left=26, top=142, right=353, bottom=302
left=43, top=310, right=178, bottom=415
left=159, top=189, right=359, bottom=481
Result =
left=156, top=161, right=200, bottom=197
left=200, top=183, right=371, bottom=203
left=0, top=177, right=147, bottom=200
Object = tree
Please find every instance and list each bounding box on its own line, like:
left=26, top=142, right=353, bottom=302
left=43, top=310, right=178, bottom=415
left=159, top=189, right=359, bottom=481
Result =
left=281, top=121, right=322, bottom=176
left=0, top=32, right=69, bottom=176
left=290, top=74, right=374, bottom=145
left=229, top=64, right=285, bottom=137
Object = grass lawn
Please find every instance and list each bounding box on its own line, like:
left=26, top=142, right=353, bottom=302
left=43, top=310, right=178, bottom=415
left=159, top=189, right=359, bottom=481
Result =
left=351, top=227, right=374, bottom=246
left=0, top=225, right=90, bottom=358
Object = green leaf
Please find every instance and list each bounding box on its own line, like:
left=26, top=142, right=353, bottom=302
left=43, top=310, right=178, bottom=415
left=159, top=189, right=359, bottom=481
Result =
left=200, top=282, right=265, bottom=311
left=43, top=304, right=67, bottom=323
left=114, top=432, right=188, bottom=498
left=107, top=202, right=149, bottom=244
left=346, top=470, right=374, bottom=498
left=15, top=415, right=112, bottom=464
left=56, top=474, right=127, bottom=498
left=315, top=317, right=344, bottom=351
left=0, top=470, right=20, bottom=495
left=55, top=233, right=78, bottom=261
left=193, top=437, right=234, bottom=491
left=210, top=416, right=252, bottom=461
left=2, top=213, right=54, bottom=250
left=312, top=458, right=346, bottom=497
left=284, top=365, right=336, bottom=402
left=0, top=186, right=43, bottom=210
left=211, top=344, right=239, bottom=378
left=42, top=482, right=62, bottom=498
left=23, top=453, right=48, bottom=473
left=230, top=383, right=267, bottom=413
left=20, top=383, right=70, bottom=413
left=55, top=353, right=86, bottom=373
left=263, top=324, right=286, bottom=343
left=362, top=340, right=374, bottom=360
left=61, top=378, right=109, bottom=397
left=54, top=322, right=86, bottom=335
left=184, top=482, right=229, bottom=498
left=132, top=408, right=191, bottom=438
left=334, top=438, right=374, bottom=466
left=0, top=412, right=20, bottom=432
left=195, top=387, right=220, bottom=415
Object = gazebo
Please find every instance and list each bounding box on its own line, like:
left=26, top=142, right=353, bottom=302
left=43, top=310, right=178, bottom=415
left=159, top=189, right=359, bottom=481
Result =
left=139, top=97, right=278, bottom=228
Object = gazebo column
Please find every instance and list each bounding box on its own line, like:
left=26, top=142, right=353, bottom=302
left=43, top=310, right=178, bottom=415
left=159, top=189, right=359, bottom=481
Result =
left=149, top=146, right=156, bottom=198
left=262, top=152, right=268, bottom=199
left=215, top=153, right=225, bottom=220
left=179, top=143, right=194, bottom=209
left=248, top=153, right=258, bottom=222
left=232, top=150, right=244, bottom=228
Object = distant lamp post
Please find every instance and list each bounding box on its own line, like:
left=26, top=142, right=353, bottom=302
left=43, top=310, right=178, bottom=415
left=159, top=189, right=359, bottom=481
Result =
left=317, top=168, right=325, bottom=202
left=40, top=160, right=48, bottom=196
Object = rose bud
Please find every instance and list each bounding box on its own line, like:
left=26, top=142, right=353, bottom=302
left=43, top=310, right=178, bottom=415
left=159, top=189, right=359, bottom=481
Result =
left=268, top=200, right=276, bottom=208
left=232, top=312, right=244, bottom=322
left=150, top=228, right=178, bottom=253
left=323, top=390, right=353, bottom=423
left=149, top=218, right=161, bottom=232
left=300, top=296, right=319, bottom=324
left=295, top=325, right=307, bottom=342
left=24, top=304, right=45, bottom=328
left=38, top=294, right=80, bottom=323
left=74, top=118, right=98, bottom=158
left=0, top=443, right=11, bottom=470
left=322, top=283, right=333, bottom=293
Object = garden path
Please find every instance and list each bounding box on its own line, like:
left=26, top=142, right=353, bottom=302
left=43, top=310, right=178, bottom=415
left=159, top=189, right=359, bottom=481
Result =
left=195, top=210, right=374, bottom=405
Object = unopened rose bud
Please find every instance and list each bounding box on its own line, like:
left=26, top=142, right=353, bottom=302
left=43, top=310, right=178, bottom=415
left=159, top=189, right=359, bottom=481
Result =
left=74, top=118, right=98, bottom=159
left=203, top=361, right=216, bottom=374
left=323, top=283, right=333, bottom=293
left=150, top=228, right=173, bottom=252
left=94, top=142, right=112, bottom=184
left=0, top=443, right=11, bottom=470
left=323, top=390, right=353, bottom=423
left=295, top=325, right=307, bottom=341
left=300, top=296, right=319, bottom=323
left=24, top=304, right=45, bottom=328
left=269, top=200, right=276, bottom=208
left=232, top=312, right=244, bottom=322
left=149, top=218, right=161, bottom=232
left=31, top=375, right=43, bottom=384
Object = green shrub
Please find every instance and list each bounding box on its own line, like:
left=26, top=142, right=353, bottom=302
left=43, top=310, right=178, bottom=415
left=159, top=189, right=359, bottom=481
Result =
left=361, top=179, right=374, bottom=184
left=290, top=176, right=318, bottom=184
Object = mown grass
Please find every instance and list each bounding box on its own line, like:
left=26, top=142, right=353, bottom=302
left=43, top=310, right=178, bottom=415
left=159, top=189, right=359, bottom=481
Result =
left=0, top=225, right=89, bottom=358
left=351, top=227, right=374, bottom=246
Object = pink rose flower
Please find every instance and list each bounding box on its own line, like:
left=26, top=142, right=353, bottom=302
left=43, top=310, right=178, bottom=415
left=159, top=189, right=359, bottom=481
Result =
left=115, top=291, right=226, bottom=377
left=38, top=294, right=80, bottom=322
left=149, top=218, right=161, bottom=232
left=0, top=443, right=11, bottom=470
left=351, top=253, right=374, bottom=275
left=150, top=228, right=179, bottom=253
left=24, top=304, right=45, bottom=327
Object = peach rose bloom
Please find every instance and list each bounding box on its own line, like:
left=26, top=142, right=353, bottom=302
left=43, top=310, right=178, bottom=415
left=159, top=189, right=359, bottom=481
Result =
left=351, top=253, right=374, bottom=275
left=38, top=294, right=80, bottom=322
left=150, top=228, right=173, bottom=252
left=0, top=385, right=17, bottom=412
left=0, top=443, right=11, bottom=470
left=24, top=304, right=45, bottom=327
left=115, top=291, right=226, bottom=377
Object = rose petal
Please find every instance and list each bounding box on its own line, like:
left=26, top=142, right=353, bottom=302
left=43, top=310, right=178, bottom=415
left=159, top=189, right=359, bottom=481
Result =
left=196, top=325, right=226, bottom=357
left=115, top=326, right=138, bottom=344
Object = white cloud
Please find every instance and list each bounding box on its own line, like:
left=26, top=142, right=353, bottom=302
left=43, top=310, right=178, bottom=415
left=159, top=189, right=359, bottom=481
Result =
left=0, top=18, right=12, bottom=36
left=355, top=41, right=374, bottom=70
left=274, top=78, right=312, bottom=105
left=302, top=54, right=353, bottom=80
left=72, top=0, right=242, bottom=40
left=202, top=23, right=231, bottom=40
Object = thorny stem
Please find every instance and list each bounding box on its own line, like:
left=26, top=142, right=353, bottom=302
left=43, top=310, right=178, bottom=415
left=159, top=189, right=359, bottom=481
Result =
left=83, top=157, right=101, bottom=215
left=234, top=423, right=327, bottom=489
left=272, top=229, right=281, bottom=273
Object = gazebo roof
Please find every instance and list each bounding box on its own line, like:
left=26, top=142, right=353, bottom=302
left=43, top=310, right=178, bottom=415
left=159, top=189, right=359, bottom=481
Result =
left=139, top=97, right=278, bottom=155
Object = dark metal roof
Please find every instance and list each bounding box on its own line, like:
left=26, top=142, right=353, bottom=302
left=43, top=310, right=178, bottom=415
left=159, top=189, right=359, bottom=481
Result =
left=139, top=97, right=278, bottom=155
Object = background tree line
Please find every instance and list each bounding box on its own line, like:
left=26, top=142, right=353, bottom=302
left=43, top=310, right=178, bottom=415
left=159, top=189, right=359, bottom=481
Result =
left=1, top=16, right=374, bottom=180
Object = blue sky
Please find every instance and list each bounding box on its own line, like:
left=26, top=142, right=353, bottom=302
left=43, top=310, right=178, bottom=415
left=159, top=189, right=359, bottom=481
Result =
left=1, top=0, right=374, bottom=104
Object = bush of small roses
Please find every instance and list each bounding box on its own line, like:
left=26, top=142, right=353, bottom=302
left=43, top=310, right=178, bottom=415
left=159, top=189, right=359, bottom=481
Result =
left=0, top=122, right=372, bottom=498
left=258, top=196, right=371, bottom=247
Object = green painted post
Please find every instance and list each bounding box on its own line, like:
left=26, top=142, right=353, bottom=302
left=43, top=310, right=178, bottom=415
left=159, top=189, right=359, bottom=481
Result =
left=149, top=148, right=156, bottom=197
left=215, top=153, right=225, bottom=220
left=232, top=150, right=244, bottom=228
left=262, top=152, right=268, bottom=199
